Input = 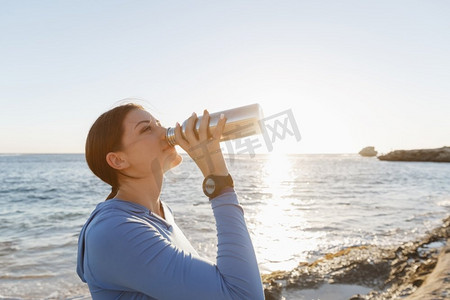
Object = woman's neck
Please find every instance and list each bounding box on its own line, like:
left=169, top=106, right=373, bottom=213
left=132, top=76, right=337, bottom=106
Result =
left=115, top=176, right=164, bottom=218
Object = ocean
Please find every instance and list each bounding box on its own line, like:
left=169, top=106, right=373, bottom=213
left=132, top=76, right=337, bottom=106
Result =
left=0, top=153, right=449, bottom=299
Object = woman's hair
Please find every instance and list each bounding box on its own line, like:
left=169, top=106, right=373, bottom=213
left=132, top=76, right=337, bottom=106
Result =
left=85, top=103, right=144, bottom=200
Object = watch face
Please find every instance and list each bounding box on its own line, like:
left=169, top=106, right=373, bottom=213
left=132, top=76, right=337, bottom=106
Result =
left=204, top=178, right=216, bottom=195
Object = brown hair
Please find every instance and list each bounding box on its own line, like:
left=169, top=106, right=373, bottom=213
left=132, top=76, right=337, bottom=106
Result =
left=85, top=103, right=144, bottom=200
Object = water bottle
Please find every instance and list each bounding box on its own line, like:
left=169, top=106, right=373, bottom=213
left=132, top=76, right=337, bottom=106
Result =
left=166, top=103, right=264, bottom=146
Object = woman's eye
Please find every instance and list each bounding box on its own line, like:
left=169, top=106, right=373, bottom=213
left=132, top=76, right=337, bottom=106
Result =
left=142, top=125, right=152, bottom=132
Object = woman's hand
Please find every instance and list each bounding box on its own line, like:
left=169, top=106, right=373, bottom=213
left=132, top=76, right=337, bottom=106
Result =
left=174, top=110, right=229, bottom=177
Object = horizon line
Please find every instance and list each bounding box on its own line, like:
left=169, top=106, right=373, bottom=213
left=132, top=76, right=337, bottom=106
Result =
left=0, top=152, right=362, bottom=156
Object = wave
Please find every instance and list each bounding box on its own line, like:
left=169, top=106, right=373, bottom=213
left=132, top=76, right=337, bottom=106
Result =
left=46, top=211, right=86, bottom=222
left=0, top=296, right=23, bottom=300
left=0, top=274, right=54, bottom=280
left=0, top=187, right=38, bottom=194
left=437, top=199, right=450, bottom=208
left=0, top=241, right=19, bottom=256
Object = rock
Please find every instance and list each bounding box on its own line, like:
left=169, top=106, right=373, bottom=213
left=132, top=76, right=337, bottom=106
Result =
left=378, top=147, right=450, bottom=162
left=262, top=216, right=450, bottom=299
left=359, top=146, right=378, bottom=157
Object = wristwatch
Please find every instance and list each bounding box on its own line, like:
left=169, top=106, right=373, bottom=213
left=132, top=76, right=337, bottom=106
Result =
left=202, top=174, right=234, bottom=199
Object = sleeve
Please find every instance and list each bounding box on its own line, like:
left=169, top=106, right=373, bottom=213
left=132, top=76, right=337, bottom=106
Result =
left=86, top=191, right=264, bottom=300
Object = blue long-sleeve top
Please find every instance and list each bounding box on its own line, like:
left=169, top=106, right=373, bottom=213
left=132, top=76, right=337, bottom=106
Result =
left=76, top=191, right=264, bottom=299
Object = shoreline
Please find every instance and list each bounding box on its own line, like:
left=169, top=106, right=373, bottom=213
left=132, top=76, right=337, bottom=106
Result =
left=263, top=216, right=450, bottom=299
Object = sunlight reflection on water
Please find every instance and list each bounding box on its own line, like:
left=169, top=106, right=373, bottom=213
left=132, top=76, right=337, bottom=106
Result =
left=250, top=153, right=323, bottom=272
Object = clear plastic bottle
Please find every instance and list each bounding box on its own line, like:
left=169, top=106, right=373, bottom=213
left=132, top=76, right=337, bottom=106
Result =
left=166, top=103, right=264, bottom=146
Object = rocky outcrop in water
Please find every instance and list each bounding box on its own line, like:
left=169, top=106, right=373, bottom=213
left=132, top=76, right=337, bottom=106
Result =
left=378, top=147, right=450, bottom=162
left=263, top=216, right=450, bottom=300
left=359, top=147, right=378, bottom=157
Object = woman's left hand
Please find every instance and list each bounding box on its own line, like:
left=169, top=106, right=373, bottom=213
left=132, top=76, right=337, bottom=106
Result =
left=174, top=110, right=229, bottom=177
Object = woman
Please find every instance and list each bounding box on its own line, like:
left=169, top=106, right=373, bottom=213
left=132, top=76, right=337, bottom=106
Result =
left=77, top=103, right=264, bottom=299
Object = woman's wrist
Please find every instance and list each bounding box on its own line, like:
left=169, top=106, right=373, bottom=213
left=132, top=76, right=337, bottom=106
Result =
left=194, top=151, right=229, bottom=177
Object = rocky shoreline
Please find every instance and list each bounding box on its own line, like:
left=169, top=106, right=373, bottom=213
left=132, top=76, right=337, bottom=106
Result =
left=263, top=216, right=450, bottom=299
left=378, top=146, right=450, bottom=162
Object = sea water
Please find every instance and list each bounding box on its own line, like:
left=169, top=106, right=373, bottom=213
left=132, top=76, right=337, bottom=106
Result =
left=0, top=153, right=449, bottom=299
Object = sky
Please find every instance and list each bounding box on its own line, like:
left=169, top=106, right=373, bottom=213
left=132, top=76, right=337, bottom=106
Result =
left=1, top=0, right=449, bottom=154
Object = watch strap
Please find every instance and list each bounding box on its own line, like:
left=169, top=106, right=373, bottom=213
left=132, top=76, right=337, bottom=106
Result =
left=202, top=174, right=234, bottom=199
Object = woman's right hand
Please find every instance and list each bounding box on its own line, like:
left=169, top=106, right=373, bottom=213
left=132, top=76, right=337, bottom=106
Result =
left=174, top=110, right=229, bottom=177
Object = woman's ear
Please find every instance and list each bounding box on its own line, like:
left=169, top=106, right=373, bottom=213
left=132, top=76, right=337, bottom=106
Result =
left=106, top=152, right=129, bottom=170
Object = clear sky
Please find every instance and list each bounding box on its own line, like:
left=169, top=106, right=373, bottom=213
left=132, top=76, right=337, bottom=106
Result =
left=1, top=1, right=449, bottom=154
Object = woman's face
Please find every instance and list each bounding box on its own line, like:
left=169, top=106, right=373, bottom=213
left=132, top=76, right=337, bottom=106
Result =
left=119, top=108, right=182, bottom=178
